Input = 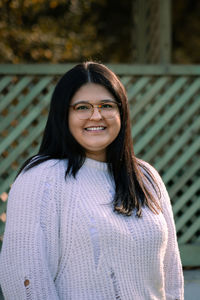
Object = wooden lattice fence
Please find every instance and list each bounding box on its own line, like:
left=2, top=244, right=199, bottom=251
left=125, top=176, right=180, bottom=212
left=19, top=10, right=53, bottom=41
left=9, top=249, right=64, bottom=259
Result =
left=0, top=64, right=200, bottom=266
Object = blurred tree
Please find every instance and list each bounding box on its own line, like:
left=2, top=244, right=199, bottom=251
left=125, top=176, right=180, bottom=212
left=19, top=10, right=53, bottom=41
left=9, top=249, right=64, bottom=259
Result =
left=0, top=0, right=132, bottom=63
left=0, top=0, right=199, bottom=63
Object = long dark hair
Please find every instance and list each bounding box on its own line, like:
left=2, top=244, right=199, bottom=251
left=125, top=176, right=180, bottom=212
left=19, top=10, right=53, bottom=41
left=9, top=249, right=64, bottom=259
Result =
left=18, top=62, right=161, bottom=217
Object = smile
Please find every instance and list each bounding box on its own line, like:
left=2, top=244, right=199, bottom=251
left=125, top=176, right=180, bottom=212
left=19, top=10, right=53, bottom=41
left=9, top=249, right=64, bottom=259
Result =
left=85, top=126, right=106, bottom=131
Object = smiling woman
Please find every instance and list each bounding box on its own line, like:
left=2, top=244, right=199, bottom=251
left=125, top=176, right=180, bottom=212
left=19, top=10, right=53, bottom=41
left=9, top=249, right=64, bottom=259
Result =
left=68, top=83, right=121, bottom=162
left=0, top=62, right=184, bottom=300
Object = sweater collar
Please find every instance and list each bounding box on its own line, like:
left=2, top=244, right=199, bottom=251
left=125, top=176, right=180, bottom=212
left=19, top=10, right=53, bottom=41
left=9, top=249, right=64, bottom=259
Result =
left=84, top=157, right=108, bottom=171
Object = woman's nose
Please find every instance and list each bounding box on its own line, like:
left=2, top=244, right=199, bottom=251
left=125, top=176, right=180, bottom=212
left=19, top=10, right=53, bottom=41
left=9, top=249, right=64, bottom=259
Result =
left=89, top=107, right=102, bottom=120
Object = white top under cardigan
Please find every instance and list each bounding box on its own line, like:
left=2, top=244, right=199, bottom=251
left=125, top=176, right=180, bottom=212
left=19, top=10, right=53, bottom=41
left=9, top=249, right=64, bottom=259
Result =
left=0, top=158, right=184, bottom=300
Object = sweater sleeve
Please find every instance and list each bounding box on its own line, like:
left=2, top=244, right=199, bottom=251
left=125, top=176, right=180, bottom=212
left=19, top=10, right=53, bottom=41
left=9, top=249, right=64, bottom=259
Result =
left=0, top=163, right=60, bottom=300
left=159, top=178, right=184, bottom=300
left=140, top=159, right=184, bottom=300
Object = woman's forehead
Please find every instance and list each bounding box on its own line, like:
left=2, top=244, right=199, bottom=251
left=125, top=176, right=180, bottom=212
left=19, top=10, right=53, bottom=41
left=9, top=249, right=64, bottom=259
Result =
left=70, top=83, right=115, bottom=104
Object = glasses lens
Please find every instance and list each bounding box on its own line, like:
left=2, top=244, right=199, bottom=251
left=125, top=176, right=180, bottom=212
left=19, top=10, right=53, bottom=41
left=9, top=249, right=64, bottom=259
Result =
left=73, top=102, right=119, bottom=119
left=74, top=103, right=92, bottom=119
left=100, top=102, right=119, bottom=119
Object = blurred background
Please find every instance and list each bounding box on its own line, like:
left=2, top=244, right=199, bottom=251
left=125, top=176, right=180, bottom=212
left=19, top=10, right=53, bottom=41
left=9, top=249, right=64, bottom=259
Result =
left=0, top=0, right=200, bottom=299
left=0, top=0, right=200, bottom=64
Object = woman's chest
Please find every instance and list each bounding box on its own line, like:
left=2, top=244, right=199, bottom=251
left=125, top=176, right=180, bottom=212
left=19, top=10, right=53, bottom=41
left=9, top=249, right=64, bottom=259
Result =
left=60, top=178, right=168, bottom=264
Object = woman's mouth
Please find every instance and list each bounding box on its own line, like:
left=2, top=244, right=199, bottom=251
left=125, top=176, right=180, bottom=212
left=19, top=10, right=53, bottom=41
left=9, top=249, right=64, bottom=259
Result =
left=84, top=126, right=106, bottom=131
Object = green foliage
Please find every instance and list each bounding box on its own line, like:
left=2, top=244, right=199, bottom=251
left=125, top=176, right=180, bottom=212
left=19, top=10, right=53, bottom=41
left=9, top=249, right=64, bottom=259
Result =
left=0, top=1, right=200, bottom=64
left=0, top=0, right=132, bottom=63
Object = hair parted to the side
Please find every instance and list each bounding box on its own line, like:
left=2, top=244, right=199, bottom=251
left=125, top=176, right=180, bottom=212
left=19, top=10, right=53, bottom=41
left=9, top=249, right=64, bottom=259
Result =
left=17, top=61, right=161, bottom=217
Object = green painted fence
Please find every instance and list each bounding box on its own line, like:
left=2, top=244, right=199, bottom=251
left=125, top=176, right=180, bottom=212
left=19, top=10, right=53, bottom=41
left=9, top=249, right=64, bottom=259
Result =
left=0, top=64, right=200, bottom=266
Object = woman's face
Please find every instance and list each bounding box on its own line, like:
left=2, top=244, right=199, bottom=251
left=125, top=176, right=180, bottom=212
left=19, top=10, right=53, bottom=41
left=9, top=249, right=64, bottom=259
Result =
left=68, top=83, right=121, bottom=162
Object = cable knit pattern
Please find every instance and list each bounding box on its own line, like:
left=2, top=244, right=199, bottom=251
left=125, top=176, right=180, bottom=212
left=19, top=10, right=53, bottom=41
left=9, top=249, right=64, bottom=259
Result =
left=0, top=158, right=184, bottom=300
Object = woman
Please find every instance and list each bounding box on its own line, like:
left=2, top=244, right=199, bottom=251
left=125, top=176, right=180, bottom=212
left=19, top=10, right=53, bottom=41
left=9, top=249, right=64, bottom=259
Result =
left=0, top=62, right=184, bottom=299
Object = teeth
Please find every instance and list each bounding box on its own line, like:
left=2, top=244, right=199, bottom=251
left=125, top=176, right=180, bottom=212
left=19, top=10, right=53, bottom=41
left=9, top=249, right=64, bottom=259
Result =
left=86, top=126, right=105, bottom=131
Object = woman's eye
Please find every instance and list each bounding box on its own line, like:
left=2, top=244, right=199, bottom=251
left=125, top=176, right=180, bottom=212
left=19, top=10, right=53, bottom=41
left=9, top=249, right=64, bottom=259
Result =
left=75, top=105, right=90, bottom=110
left=101, top=103, right=113, bottom=109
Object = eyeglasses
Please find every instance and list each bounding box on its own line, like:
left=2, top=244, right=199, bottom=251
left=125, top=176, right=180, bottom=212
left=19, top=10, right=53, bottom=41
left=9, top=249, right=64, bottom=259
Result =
left=69, top=100, right=121, bottom=120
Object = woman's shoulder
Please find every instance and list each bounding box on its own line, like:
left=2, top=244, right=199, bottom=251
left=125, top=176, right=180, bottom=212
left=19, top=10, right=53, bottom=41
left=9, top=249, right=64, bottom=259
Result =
left=15, top=157, right=68, bottom=185
left=136, top=158, right=160, bottom=179
left=136, top=158, right=170, bottom=201
left=136, top=157, right=166, bottom=195
left=7, top=159, right=68, bottom=206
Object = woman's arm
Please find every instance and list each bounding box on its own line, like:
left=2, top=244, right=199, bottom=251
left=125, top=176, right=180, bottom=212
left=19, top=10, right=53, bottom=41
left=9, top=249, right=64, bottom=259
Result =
left=0, top=163, right=60, bottom=299
left=140, top=159, right=184, bottom=300
left=160, top=180, right=184, bottom=300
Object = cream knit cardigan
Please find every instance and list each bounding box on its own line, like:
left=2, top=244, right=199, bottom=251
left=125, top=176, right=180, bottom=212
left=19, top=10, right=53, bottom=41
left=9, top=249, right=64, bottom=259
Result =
left=0, top=158, right=184, bottom=299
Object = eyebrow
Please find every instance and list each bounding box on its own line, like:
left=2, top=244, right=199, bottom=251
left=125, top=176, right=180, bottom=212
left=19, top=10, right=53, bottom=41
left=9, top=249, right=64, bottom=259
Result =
left=73, top=99, right=117, bottom=105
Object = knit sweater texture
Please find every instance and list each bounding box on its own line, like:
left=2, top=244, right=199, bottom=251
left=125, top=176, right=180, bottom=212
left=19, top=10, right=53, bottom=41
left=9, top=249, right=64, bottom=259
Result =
left=0, top=158, right=184, bottom=300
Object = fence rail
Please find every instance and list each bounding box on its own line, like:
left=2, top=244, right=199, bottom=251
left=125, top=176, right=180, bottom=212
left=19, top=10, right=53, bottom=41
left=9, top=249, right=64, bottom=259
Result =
left=0, top=64, right=200, bottom=266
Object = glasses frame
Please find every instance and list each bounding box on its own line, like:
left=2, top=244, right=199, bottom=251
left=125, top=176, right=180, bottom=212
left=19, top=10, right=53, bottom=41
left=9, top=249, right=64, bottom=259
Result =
left=69, top=100, right=121, bottom=120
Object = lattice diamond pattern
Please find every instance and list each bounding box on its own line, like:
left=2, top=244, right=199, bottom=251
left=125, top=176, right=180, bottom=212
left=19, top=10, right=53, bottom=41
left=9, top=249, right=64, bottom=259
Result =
left=0, top=67, right=200, bottom=266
